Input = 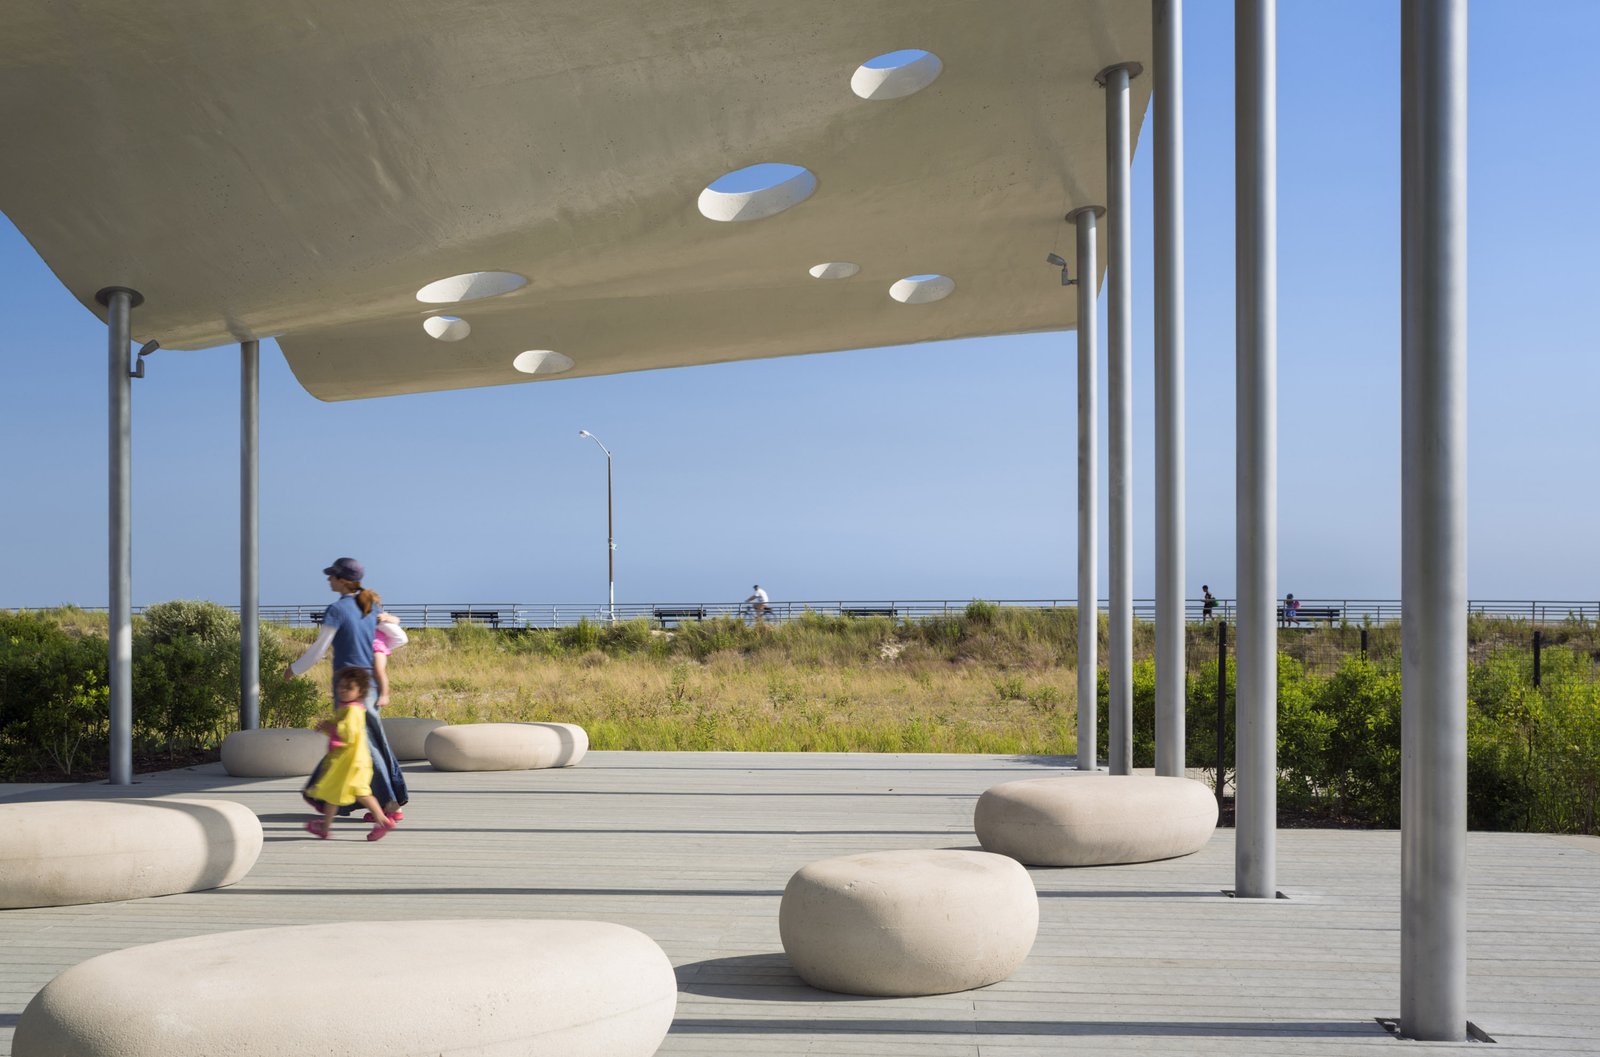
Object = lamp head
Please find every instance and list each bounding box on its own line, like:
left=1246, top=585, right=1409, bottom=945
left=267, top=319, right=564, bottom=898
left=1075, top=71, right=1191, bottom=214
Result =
left=1045, top=252, right=1067, bottom=268
left=578, top=429, right=591, bottom=437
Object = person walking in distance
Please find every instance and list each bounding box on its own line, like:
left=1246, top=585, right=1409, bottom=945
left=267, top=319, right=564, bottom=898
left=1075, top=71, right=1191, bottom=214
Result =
left=1283, top=592, right=1301, bottom=626
left=745, top=584, right=769, bottom=623
left=1201, top=584, right=1217, bottom=623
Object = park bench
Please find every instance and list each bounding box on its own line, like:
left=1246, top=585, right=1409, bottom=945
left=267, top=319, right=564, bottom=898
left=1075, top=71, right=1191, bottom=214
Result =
left=841, top=606, right=897, bottom=618
left=1278, top=605, right=1339, bottom=627
left=653, top=606, right=706, bottom=627
left=450, top=609, right=502, bottom=628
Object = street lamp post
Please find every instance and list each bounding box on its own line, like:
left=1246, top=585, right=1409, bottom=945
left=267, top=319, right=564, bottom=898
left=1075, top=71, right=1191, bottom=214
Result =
left=577, top=430, right=615, bottom=623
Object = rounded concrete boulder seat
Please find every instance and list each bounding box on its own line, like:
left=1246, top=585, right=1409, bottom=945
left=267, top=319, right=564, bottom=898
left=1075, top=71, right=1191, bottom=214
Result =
left=14, top=919, right=676, bottom=1057
left=426, top=721, right=589, bottom=771
left=0, top=798, right=261, bottom=909
left=219, top=727, right=325, bottom=777
left=779, top=849, right=1037, bottom=996
left=975, top=774, right=1219, bottom=867
left=380, top=716, right=446, bottom=760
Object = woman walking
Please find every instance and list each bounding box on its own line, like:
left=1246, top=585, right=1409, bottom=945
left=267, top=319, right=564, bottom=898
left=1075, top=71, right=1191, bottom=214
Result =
left=286, top=556, right=410, bottom=819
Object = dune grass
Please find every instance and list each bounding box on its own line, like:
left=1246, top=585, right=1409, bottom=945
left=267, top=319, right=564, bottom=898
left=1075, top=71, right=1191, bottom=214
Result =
left=285, top=613, right=1082, bottom=754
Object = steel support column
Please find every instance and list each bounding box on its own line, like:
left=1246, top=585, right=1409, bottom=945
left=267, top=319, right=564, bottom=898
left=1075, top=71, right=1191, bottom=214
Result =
left=1399, top=0, right=1468, bottom=1040
left=240, top=340, right=260, bottom=730
left=1234, top=0, right=1277, bottom=898
left=1154, top=0, right=1187, bottom=778
left=1068, top=205, right=1104, bottom=771
left=97, top=286, right=141, bottom=786
left=1097, top=60, right=1140, bottom=777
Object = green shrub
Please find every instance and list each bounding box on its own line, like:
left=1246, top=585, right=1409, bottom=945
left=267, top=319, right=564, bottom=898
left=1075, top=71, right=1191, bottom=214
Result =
left=1295, top=655, right=1397, bottom=822
left=560, top=618, right=604, bottom=653
left=1185, top=655, right=1235, bottom=789
left=0, top=611, right=109, bottom=777
left=140, top=599, right=238, bottom=646
left=964, top=599, right=1000, bottom=627
left=1094, top=658, right=1157, bottom=767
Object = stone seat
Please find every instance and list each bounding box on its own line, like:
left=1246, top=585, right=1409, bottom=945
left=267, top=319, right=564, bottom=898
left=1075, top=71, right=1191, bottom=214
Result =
left=425, top=721, right=588, bottom=771
left=975, top=774, right=1218, bottom=866
left=219, top=727, right=325, bottom=777
left=14, top=919, right=675, bottom=1057
left=380, top=716, right=446, bottom=760
left=0, top=798, right=261, bottom=909
left=778, top=849, right=1037, bottom=996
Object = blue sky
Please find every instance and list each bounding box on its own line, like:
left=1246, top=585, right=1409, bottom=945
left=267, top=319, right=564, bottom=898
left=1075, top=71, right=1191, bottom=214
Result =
left=2, top=2, right=1596, bottom=609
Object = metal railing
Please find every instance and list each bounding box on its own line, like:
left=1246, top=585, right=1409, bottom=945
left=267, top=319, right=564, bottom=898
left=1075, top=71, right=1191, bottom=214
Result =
left=17, top=598, right=1600, bottom=629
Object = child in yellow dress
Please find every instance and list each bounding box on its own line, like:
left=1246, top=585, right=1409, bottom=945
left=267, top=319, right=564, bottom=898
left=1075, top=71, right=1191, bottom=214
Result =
left=305, top=668, right=397, bottom=841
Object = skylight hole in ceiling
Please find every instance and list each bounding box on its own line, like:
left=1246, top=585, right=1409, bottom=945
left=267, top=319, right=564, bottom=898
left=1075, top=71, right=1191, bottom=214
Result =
left=512, top=349, right=575, bottom=375
left=697, top=163, right=817, bottom=222
left=416, top=271, right=528, bottom=304
left=808, top=262, right=860, bottom=279
left=889, top=274, right=955, bottom=304
left=851, top=50, right=942, bottom=101
left=422, top=315, right=471, bottom=341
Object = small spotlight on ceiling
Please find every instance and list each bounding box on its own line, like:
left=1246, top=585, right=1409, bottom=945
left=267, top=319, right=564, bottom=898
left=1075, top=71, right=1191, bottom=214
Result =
left=1045, top=252, right=1075, bottom=287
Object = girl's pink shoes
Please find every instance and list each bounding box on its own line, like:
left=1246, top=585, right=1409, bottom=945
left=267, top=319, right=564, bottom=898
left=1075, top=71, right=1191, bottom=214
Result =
left=363, top=809, right=403, bottom=823
left=305, top=818, right=331, bottom=839
left=367, top=818, right=398, bottom=842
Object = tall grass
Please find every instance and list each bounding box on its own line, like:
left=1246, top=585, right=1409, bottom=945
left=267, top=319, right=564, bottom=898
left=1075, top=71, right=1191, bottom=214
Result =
left=295, top=611, right=1081, bottom=755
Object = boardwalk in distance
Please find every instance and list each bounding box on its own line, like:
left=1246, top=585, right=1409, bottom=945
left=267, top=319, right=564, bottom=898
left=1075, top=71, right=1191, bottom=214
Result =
left=2, top=751, right=1596, bottom=1056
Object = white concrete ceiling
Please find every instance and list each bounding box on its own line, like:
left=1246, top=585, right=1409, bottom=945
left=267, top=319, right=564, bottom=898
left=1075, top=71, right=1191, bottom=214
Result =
left=0, top=1, right=1150, bottom=401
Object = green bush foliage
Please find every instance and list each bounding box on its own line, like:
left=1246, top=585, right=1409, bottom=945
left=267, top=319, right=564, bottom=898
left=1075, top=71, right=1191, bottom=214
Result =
left=0, top=611, right=109, bottom=777
left=1087, top=644, right=1596, bottom=834
left=4, top=601, right=1598, bottom=833
left=1, top=603, right=318, bottom=778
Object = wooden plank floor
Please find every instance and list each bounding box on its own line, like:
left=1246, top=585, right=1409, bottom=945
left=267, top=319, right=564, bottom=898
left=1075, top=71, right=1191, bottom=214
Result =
left=2, top=752, right=1597, bottom=1055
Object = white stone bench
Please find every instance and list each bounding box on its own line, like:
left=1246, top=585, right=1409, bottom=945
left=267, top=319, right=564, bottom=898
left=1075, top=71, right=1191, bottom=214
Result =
left=219, top=727, right=325, bottom=777
left=15, top=918, right=675, bottom=1057
left=380, top=716, right=445, bottom=760
left=778, top=849, right=1037, bottom=996
left=975, top=774, right=1219, bottom=866
left=425, top=722, right=588, bottom=771
left=0, top=798, right=261, bottom=909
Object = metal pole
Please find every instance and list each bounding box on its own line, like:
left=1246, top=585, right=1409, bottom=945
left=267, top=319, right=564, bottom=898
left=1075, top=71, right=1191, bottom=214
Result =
left=1097, top=59, right=1140, bottom=777
left=1400, top=2, right=1468, bottom=1036
left=579, top=431, right=615, bottom=623
left=1532, top=629, right=1541, bottom=688
left=1068, top=205, right=1103, bottom=771
left=606, top=450, right=615, bottom=623
left=240, top=340, right=260, bottom=730
left=1154, top=0, right=1187, bottom=778
left=1234, top=0, right=1277, bottom=898
left=96, top=286, right=141, bottom=786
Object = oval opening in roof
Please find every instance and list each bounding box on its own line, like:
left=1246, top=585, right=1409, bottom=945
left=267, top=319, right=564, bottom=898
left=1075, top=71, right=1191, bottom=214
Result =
left=512, top=349, right=574, bottom=375
left=416, top=271, right=528, bottom=304
left=422, top=315, right=471, bottom=341
left=889, top=274, right=955, bottom=304
left=851, top=50, right=942, bottom=101
left=697, top=163, right=817, bottom=222
left=809, top=262, right=860, bottom=280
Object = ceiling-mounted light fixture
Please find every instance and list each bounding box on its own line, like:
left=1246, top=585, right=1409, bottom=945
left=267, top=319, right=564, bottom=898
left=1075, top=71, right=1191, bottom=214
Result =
left=1045, top=252, right=1075, bottom=287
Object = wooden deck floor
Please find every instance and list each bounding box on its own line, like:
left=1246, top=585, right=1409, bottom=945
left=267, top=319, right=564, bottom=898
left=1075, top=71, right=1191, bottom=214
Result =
left=3, top=752, right=1597, bottom=1056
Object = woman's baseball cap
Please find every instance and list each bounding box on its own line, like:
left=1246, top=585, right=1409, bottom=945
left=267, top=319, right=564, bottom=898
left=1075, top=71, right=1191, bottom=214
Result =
left=323, top=557, right=365, bottom=581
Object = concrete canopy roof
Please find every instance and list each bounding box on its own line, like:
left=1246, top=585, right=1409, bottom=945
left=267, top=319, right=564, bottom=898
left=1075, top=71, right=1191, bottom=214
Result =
left=1, top=1, right=1150, bottom=401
